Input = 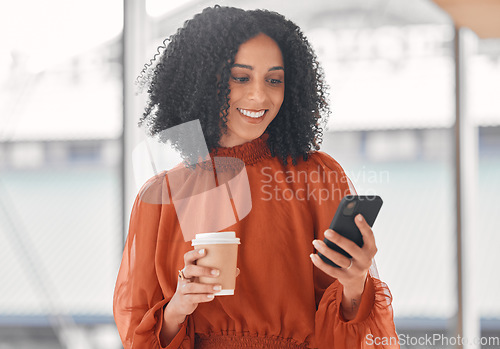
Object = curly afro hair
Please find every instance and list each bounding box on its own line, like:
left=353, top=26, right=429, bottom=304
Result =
left=138, top=5, right=329, bottom=166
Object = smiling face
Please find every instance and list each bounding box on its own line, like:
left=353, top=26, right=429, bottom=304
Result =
left=219, top=33, right=285, bottom=148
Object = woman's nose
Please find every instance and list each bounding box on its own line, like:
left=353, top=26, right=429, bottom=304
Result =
left=247, top=81, right=266, bottom=102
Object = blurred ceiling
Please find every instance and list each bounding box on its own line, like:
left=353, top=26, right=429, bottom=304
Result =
left=153, top=0, right=500, bottom=39
left=152, top=0, right=451, bottom=39
left=432, top=0, right=500, bottom=38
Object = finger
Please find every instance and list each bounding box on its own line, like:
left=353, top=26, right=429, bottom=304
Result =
left=182, top=293, right=216, bottom=304
left=309, top=253, right=345, bottom=278
left=354, top=214, right=377, bottom=256
left=183, top=264, right=220, bottom=279
left=180, top=282, right=222, bottom=295
left=184, top=248, right=207, bottom=266
left=312, top=239, right=352, bottom=269
left=323, top=229, right=361, bottom=260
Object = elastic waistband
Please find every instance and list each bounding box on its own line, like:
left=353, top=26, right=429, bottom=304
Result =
left=194, top=333, right=311, bottom=348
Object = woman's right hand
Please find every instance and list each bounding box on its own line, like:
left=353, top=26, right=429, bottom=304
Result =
left=164, top=248, right=221, bottom=324
left=160, top=248, right=240, bottom=345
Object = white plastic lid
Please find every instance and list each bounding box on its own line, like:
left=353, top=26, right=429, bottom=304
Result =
left=191, top=231, right=240, bottom=245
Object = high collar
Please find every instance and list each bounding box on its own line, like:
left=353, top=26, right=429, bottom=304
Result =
left=211, top=133, right=272, bottom=165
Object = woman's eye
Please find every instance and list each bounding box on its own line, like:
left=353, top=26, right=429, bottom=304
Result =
left=231, top=76, right=249, bottom=83
left=268, top=78, right=283, bottom=85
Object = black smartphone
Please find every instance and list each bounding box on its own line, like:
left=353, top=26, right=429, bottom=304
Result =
left=318, top=195, right=383, bottom=268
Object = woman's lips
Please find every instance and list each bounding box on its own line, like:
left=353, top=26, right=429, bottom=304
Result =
left=237, top=108, right=268, bottom=124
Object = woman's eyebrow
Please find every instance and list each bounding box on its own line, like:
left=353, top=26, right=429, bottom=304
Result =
left=232, top=63, right=284, bottom=71
left=232, top=63, right=253, bottom=70
left=269, top=66, right=284, bottom=71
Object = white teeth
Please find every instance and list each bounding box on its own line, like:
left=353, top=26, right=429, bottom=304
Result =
left=238, top=108, right=265, bottom=118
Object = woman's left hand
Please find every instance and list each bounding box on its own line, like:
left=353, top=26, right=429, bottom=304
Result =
left=310, top=214, right=378, bottom=319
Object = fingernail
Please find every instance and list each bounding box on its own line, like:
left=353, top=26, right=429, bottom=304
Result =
left=309, top=253, right=315, bottom=261
left=207, top=294, right=214, bottom=299
left=211, top=269, right=219, bottom=276
left=325, top=230, right=333, bottom=238
left=199, top=249, right=205, bottom=255
left=312, top=240, right=319, bottom=247
left=213, top=285, right=222, bottom=291
left=356, top=214, right=363, bottom=222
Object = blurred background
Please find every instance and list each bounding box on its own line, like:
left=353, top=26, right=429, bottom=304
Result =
left=0, top=0, right=499, bottom=348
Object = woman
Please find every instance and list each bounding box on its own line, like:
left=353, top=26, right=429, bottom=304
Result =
left=114, top=6, right=399, bottom=349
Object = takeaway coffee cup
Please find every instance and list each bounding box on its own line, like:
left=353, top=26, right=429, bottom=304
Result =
left=191, top=232, right=240, bottom=296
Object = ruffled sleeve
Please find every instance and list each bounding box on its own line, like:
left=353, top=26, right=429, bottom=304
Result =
left=307, top=152, right=399, bottom=348
left=113, top=174, right=194, bottom=349
left=315, top=276, right=399, bottom=348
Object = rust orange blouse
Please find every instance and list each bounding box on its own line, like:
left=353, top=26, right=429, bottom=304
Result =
left=113, top=133, right=399, bottom=348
